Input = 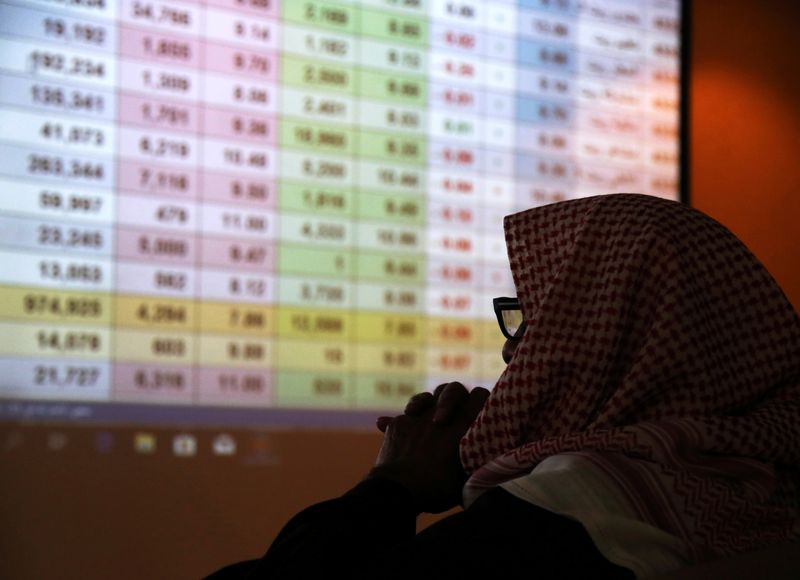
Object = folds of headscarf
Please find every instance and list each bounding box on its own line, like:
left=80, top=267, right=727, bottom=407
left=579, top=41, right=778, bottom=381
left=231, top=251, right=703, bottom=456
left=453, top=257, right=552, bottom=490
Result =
left=459, top=194, right=800, bottom=561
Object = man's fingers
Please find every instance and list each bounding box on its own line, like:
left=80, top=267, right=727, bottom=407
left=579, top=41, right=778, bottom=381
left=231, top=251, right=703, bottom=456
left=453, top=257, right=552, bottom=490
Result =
left=461, top=387, right=490, bottom=425
left=432, top=382, right=450, bottom=399
left=376, top=416, right=393, bottom=432
left=433, top=382, right=469, bottom=423
left=404, top=392, right=434, bottom=415
left=399, top=382, right=484, bottom=426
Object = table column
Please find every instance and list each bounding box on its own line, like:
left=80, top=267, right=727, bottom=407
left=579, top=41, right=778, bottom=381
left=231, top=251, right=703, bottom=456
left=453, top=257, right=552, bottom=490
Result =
left=515, top=0, right=578, bottom=207
left=0, top=2, right=117, bottom=401
left=425, top=0, right=485, bottom=391
left=354, top=2, right=429, bottom=408
left=574, top=0, right=647, bottom=197
left=276, top=1, right=358, bottom=408
left=644, top=0, right=681, bottom=199
left=197, top=0, right=281, bottom=407
left=113, top=0, right=202, bottom=403
left=479, top=0, right=518, bottom=387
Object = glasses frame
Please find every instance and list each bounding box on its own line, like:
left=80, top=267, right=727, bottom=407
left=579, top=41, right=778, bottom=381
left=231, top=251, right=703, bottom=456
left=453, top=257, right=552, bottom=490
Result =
left=493, top=296, right=525, bottom=340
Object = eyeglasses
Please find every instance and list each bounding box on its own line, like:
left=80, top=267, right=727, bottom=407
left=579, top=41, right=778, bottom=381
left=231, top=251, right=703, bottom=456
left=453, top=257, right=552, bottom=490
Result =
left=493, top=297, right=525, bottom=340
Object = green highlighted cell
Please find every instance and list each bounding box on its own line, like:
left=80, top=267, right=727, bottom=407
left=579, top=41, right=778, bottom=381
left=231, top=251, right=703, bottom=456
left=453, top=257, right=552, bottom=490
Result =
left=357, top=222, right=424, bottom=253
left=357, top=252, right=425, bottom=283
left=357, top=282, right=423, bottom=312
left=355, top=343, right=424, bottom=374
left=360, top=39, right=426, bottom=75
left=280, top=182, right=355, bottom=217
left=279, top=246, right=354, bottom=278
left=361, top=8, right=428, bottom=46
left=278, top=277, right=354, bottom=309
left=353, top=374, right=422, bottom=409
left=277, top=307, right=353, bottom=340
left=358, top=161, right=426, bottom=195
left=358, top=130, right=426, bottom=165
left=281, top=119, right=355, bottom=155
left=355, top=312, right=424, bottom=343
left=280, top=151, right=354, bottom=185
left=282, top=55, right=353, bottom=93
left=357, top=191, right=425, bottom=224
left=280, top=213, right=354, bottom=247
left=283, top=1, right=357, bottom=33
left=274, top=371, right=355, bottom=408
left=358, top=69, right=427, bottom=105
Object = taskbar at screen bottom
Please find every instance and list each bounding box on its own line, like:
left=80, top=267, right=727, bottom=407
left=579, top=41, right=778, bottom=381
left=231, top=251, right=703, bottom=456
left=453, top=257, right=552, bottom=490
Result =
left=0, top=398, right=387, bottom=428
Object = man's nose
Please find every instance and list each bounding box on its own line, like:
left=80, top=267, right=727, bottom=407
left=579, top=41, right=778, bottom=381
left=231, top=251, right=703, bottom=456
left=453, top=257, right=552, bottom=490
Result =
left=502, top=337, right=520, bottom=364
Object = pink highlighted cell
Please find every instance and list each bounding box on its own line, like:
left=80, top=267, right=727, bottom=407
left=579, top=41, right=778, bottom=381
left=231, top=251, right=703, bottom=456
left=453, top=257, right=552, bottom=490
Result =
left=200, top=236, right=275, bottom=272
left=119, top=2, right=201, bottom=35
left=113, top=363, right=195, bottom=403
left=118, top=93, right=200, bottom=133
left=203, top=7, right=281, bottom=52
left=196, top=367, right=273, bottom=407
left=117, top=227, right=197, bottom=265
left=117, top=261, right=196, bottom=297
left=203, top=72, right=279, bottom=113
left=117, top=192, right=198, bottom=231
left=119, top=25, right=201, bottom=67
left=201, top=203, right=275, bottom=239
left=204, top=106, right=277, bottom=144
left=118, top=126, right=199, bottom=166
left=117, top=160, right=199, bottom=199
left=201, top=172, right=276, bottom=208
left=199, top=269, right=275, bottom=303
left=205, top=43, right=278, bottom=81
left=205, top=0, right=280, bottom=20
left=118, top=60, right=199, bottom=101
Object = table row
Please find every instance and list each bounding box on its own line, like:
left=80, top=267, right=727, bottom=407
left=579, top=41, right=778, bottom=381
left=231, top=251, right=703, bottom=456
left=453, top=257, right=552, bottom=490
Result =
left=2, top=0, right=679, bottom=56
left=0, top=176, right=518, bottom=225
left=9, top=37, right=666, bottom=103
left=0, top=245, right=516, bottom=290
left=0, top=357, right=503, bottom=409
left=1, top=106, right=679, bottom=165
left=1, top=11, right=678, bottom=88
left=0, top=212, right=517, bottom=259
left=0, top=66, right=678, bottom=131
left=0, top=294, right=511, bottom=341
left=0, top=324, right=507, bottom=369
left=2, top=142, right=678, bottom=197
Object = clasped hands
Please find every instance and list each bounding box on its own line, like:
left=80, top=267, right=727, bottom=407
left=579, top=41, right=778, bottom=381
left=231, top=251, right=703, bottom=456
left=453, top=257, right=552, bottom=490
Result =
left=369, top=382, right=490, bottom=514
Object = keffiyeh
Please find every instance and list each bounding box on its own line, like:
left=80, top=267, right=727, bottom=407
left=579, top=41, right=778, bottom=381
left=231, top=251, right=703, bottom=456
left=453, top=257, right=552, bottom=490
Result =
left=460, top=194, right=800, bottom=561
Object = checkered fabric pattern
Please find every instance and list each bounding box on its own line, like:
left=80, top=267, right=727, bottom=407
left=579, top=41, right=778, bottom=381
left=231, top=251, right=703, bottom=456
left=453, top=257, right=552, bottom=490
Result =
left=460, top=194, right=800, bottom=561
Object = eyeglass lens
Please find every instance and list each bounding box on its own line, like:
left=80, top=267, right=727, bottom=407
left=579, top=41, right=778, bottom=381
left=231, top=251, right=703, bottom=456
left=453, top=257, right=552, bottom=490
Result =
left=501, top=309, right=524, bottom=337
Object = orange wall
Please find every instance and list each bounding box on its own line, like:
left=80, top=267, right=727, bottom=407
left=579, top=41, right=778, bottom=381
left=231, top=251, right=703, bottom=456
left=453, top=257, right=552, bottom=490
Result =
left=0, top=427, right=385, bottom=579
left=690, top=0, right=800, bottom=310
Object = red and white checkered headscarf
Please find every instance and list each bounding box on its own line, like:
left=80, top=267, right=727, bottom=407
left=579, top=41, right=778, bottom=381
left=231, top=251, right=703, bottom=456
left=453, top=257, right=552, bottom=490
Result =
left=460, top=194, right=800, bottom=561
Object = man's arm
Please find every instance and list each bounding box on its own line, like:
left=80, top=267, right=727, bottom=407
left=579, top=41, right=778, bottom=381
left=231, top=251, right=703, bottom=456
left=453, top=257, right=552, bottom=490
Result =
left=206, top=477, right=418, bottom=579
left=208, top=383, right=489, bottom=579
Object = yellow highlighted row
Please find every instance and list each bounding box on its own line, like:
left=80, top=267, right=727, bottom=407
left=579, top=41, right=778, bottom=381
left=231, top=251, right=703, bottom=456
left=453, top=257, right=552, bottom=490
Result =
left=0, top=321, right=506, bottom=377
left=0, top=287, right=505, bottom=347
